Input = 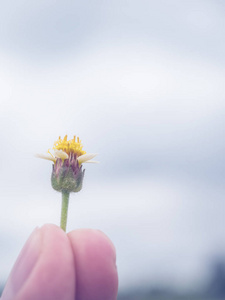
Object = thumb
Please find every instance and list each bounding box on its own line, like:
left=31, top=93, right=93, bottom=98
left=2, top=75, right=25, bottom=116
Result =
left=2, top=225, right=75, bottom=300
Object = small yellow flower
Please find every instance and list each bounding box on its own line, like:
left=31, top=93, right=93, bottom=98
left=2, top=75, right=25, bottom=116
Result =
left=37, top=135, right=98, bottom=165
left=36, top=135, right=98, bottom=193
left=36, top=135, right=98, bottom=231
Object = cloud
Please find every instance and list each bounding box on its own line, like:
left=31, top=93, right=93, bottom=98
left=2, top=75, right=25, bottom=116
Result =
left=0, top=0, right=225, bottom=61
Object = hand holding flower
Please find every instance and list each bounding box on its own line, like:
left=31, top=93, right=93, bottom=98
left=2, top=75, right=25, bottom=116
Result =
left=2, top=225, right=118, bottom=300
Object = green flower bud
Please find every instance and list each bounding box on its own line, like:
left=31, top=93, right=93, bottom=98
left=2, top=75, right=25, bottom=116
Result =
left=51, top=153, right=85, bottom=193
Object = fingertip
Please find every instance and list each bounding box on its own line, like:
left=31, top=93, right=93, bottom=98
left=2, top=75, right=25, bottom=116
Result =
left=39, top=223, right=66, bottom=240
left=68, top=229, right=118, bottom=300
left=94, top=229, right=117, bottom=263
left=2, top=224, right=75, bottom=300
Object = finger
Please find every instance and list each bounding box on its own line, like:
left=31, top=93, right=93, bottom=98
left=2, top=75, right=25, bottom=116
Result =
left=2, top=224, right=75, bottom=300
left=68, top=229, right=118, bottom=300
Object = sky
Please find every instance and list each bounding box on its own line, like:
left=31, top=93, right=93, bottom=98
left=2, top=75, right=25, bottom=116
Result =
left=0, top=0, right=225, bottom=293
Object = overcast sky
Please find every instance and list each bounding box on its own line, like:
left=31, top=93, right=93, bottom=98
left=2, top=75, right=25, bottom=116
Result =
left=1, top=0, right=225, bottom=293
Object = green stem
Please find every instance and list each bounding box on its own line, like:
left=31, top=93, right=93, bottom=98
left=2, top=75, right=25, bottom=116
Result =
left=60, top=191, right=70, bottom=231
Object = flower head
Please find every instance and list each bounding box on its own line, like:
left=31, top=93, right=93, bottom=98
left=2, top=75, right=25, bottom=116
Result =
left=37, top=135, right=98, bottom=193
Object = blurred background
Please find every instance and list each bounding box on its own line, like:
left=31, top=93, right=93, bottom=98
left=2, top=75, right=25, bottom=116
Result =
left=0, top=1, right=225, bottom=299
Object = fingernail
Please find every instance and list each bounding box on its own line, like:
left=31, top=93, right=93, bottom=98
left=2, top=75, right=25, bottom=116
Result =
left=2, top=227, right=42, bottom=300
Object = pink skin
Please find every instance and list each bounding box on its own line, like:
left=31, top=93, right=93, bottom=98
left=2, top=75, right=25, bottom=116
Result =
left=1, top=224, right=118, bottom=300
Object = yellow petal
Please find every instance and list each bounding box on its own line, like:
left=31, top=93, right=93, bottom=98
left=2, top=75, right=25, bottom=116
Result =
left=35, top=154, right=56, bottom=162
left=85, top=160, right=99, bottom=164
left=54, top=149, right=69, bottom=160
left=77, top=153, right=98, bottom=164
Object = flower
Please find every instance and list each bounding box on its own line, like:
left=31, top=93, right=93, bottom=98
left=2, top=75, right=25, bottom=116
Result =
left=37, top=135, right=98, bottom=193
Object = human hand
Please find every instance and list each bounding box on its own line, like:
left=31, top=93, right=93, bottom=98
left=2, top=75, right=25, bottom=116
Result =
left=1, top=224, right=118, bottom=300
